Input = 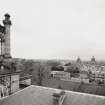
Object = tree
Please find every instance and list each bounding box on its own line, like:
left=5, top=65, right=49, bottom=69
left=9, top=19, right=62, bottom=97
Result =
left=77, top=81, right=85, bottom=92
left=51, top=66, right=64, bottom=71
left=37, top=64, right=45, bottom=86
left=22, top=60, right=35, bottom=75
left=66, top=66, right=80, bottom=77
left=57, top=85, right=63, bottom=89
left=46, top=60, right=61, bottom=67
left=10, top=62, right=16, bottom=72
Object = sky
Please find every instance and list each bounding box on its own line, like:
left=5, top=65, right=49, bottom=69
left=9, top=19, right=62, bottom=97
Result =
left=0, top=0, right=105, bottom=60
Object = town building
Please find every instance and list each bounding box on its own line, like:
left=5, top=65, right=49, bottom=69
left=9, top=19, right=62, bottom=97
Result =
left=51, top=71, right=70, bottom=80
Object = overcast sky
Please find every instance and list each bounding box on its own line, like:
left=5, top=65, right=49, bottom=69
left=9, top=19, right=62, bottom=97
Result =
left=0, top=0, right=105, bottom=60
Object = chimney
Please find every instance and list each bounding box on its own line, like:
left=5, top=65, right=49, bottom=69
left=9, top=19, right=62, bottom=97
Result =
left=52, top=90, right=66, bottom=105
left=52, top=92, right=60, bottom=105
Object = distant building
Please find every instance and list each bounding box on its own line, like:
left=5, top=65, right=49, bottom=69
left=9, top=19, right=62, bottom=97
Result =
left=51, top=71, right=70, bottom=80
left=91, top=56, right=96, bottom=64
left=70, top=77, right=89, bottom=83
left=76, top=56, right=82, bottom=64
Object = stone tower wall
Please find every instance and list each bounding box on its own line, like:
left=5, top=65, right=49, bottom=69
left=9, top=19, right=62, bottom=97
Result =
left=4, top=25, right=11, bottom=58
left=3, top=13, right=12, bottom=58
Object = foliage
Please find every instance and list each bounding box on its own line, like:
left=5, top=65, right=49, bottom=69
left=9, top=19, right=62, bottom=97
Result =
left=37, top=64, right=44, bottom=86
left=67, top=66, right=80, bottom=74
left=57, top=85, right=63, bottom=89
left=46, top=60, right=61, bottom=67
left=76, top=81, right=85, bottom=92
left=51, top=66, right=64, bottom=71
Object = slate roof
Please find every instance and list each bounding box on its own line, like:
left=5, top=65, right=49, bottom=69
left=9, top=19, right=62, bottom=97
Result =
left=0, top=85, right=105, bottom=105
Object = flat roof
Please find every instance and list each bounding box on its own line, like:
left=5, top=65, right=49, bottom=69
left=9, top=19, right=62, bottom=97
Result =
left=0, top=85, right=105, bottom=105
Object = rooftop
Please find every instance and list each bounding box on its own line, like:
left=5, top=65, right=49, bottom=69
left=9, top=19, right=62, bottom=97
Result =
left=0, top=85, right=105, bottom=105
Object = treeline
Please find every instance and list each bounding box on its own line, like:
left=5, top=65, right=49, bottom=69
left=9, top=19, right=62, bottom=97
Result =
left=12, top=58, right=61, bottom=85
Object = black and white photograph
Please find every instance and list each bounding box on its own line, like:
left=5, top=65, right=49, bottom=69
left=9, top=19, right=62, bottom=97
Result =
left=0, top=0, right=105, bottom=105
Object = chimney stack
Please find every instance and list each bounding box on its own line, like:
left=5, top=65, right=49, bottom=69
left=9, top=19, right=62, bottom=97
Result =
left=52, top=90, right=66, bottom=105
